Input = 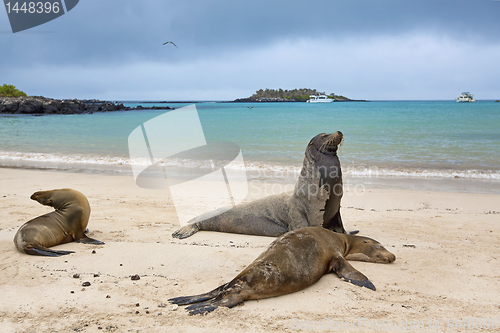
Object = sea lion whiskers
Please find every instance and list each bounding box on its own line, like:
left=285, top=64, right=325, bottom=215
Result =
left=317, top=132, right=343, bottom=154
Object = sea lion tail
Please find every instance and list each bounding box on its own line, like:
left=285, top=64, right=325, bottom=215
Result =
left=168, top=283, right=228, bottom=306
left=184, top=292, right=244, bottom=315
left=23, top=245, right=75, bottom=257
left=169, top=282, right=245, bottom=315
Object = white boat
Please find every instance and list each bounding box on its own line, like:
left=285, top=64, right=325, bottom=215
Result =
left=455, top=92, right=475, bottom=103
left=306, top=95, right=333, bottom=103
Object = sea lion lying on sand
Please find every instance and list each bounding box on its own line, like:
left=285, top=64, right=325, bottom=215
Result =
left=169, top=227, right=396, bottom=315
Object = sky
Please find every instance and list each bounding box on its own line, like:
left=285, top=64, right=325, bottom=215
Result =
left=1, top=0, right=500, bottom=101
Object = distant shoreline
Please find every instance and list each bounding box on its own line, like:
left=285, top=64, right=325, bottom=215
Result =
left=3, top=98, right=496, bottom=115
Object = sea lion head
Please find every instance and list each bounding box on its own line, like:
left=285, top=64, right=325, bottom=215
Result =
left=308, top=131, right=343, bottom=155
left=301, top=131, right=343, bottom=183
left=345, top=235, right=396, bottom=264
left=30, top=189, right=86, bottom=210
left=31, top=190, right=56, bottom=207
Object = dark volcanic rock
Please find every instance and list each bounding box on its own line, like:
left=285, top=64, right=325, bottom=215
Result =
left=0, top=96, right=174, bottom=115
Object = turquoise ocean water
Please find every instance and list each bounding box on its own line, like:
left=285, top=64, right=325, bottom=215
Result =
left=1, top=101, right=499, bottom=192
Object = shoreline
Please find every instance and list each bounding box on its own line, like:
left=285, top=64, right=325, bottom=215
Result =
left=0, top=167, right=499, bottom=332
left=1, top=162, right=499, bottom=195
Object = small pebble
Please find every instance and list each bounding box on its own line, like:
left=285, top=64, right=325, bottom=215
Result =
left=98, top=327, right=102, bottom=330
left=106, top=295, right=111, bottom=298
left=158, top=302, right=167, bottom=308
left=146, top=310, right=150, bottom=314
left=135, top=303, right=140, bottom=307
left=72, top=274, right=80, bottom=278
left=135, top=311, right=139, bottom=314
left=131, top=274, right=140, bottom=281
left=92, top=250, right=96, bottom=254
left=70, top=291, right=74, bottom=294
left=82, top=282, right=91, bottom=287
left=170, top=304, right=178, bottom=311
left=94, top=274, right=99, bottom=277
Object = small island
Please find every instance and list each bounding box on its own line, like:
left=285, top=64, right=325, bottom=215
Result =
left=233, top=88, right=367, bottom=102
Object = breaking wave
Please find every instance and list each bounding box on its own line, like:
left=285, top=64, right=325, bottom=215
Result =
left=1, top=151, right=499, bottom=180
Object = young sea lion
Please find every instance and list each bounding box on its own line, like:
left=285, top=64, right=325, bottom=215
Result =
left=172, top=131, right=347, bottom=239
left=14, top=188, right=104, bottom=256
left=169, top=227, right=396, bottom=315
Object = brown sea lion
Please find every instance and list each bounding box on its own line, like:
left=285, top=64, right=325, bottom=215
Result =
left=172, top=131, right=348, bottom=239
left=14, top=188, right=104, bottom=256
left=169, top=227, right=395, bottom=315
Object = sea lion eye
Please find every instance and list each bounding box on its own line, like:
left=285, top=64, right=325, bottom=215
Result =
left=363, top=240, right=369, bottom=243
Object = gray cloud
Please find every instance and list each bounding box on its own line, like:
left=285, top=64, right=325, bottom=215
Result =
left=2, top=0, right=500, bottom=65
left=1, top=0, right=499, bottom=99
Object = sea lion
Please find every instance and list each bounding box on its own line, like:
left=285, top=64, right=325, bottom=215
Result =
left=169, top=227, right=396, bottom=315
left=172, top=131, right=346, bottom=239
left=14, top=188, right=104, bottom=256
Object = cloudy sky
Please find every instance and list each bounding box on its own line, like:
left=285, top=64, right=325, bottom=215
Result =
left=1, top=0, right=500, bottom=100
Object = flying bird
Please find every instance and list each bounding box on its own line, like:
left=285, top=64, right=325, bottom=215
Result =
left=247, top=106, right=254, bottom=109
left=163, top=41, right=178, bottom=48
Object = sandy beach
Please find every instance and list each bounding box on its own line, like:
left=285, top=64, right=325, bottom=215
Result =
left=0, top=167, right=499, bottom=332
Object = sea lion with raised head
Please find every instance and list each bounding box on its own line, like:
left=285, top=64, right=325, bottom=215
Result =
left=169, top=227, right=396, bottom=315
left=172, top=131, right=347, bottom=239
left=14, top=188, right=104, bottom=256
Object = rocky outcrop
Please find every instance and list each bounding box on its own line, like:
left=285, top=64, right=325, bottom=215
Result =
left=0, top=96, right=174, bottom=115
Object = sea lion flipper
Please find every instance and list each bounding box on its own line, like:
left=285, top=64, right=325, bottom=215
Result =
left=184, top=292, right=244, bottom=315
left=171, top=282, right=245, bottom=314
left=169, top=284, right=227, bottom=306
left=172, top=224, right=200, bottom=239
left=25, top=246, right=75, bottom=257
left=323, top=211, right=347, bottom=234
left=329, top=257, right=376, bottom=291
left=75, top=236, right=105, bottom=245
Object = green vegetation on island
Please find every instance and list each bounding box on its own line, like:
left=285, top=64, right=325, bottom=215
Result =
left=0, top=84, right=27, bottom=97
left=234, top=88, right=352, bottom=102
